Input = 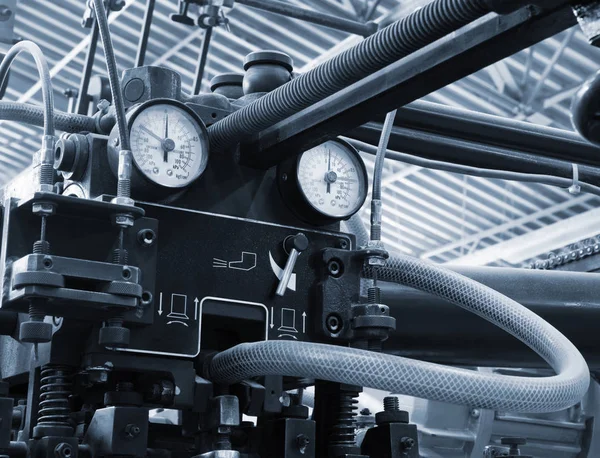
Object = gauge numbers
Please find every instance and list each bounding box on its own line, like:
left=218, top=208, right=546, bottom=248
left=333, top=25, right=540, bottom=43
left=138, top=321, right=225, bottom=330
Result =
left=297, top=140, right=367, bottom=219
left=130, top=102, right=208, bottom=188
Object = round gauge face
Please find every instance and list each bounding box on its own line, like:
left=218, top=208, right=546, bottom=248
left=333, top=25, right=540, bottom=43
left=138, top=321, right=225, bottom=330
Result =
left=297, top=140, right=368, bottom=219
left=129, top=101, right=209, bottom=188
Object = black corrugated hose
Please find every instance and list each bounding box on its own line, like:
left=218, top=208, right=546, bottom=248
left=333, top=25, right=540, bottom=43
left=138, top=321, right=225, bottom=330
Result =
left=208, top=0, right=525, bottom=152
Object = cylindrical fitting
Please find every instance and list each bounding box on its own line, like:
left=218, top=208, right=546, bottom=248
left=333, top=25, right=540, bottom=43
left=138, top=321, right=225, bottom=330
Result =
left=211, top=73, right=244, bottom=99
left=243, top=51, right=293, bottom=95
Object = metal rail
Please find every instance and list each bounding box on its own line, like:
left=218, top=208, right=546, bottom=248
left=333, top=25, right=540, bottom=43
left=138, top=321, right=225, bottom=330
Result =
left=235, top=0, right=377, bottom=37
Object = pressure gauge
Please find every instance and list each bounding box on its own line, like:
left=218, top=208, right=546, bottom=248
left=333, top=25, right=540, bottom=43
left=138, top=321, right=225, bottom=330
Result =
left=278, top=139, right=368, bottom=225
left=108, top=99, right=209, bottom=191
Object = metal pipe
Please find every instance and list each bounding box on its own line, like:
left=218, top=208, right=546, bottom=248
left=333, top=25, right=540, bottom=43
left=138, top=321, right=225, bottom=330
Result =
left=135, top=0, right=156, bottom=67
left=381, top=266, right=600, bottom=369
left=235, top=0, right=377, bottom=37
left=193, top=27, right=213, bottom=95
left=75, top=20, right=100, bottom=115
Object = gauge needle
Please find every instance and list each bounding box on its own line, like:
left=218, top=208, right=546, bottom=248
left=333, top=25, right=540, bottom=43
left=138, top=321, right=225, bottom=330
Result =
left=139, top=125, right=163, bottom=143
left=326, top=149, right=331, bottom=194
left=163, top=112, right=169, bottom=163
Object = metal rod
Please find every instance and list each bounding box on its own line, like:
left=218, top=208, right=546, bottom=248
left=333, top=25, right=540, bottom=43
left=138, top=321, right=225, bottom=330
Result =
left=193, top=27, right=213, bottom=96
left=235, top=0, right=377, bottom=37
left=75, top=20, right=101, bottom=115
left=135, top=0, right=156, bottom=67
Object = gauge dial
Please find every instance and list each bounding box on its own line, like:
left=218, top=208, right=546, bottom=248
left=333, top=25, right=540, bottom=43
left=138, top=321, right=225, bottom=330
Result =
left=278, top=139, right=368, bottom=225
left=129, top=100, right=209, bottom=188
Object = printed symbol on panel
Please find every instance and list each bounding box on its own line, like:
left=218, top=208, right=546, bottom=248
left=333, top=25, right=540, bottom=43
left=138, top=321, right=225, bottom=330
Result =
left=213, top=252, right=257, bottom=271
left=278, top=308, right=298, bottom=333
left=269, top=252, right=296, bottom=291
left=167, top=293, right=189, bottom=326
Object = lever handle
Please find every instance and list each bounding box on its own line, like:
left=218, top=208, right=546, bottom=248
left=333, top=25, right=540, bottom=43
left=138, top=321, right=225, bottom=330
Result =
left=276, top=233, right=308, bottom=297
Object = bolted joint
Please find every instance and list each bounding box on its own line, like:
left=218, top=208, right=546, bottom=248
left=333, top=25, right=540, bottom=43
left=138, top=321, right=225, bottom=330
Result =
left=365, top=240, right=388, bottom=267
left=54, top=443, right=73, bottom=458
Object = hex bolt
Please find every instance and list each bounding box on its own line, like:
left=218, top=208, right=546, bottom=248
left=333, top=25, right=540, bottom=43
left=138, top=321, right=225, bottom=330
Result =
left=54, top=443, right=72, bottom=458
left=400, top=436, right=415, bottom=450
left=296, top=434, right=310, bottom=454
left=124, top=423, right=141, bottom=439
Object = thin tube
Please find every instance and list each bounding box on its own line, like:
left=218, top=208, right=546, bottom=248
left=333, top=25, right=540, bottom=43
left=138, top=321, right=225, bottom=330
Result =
left=370, top=110, right=396, bottom=241
left=92, top=0, right=129, bottom=151
left=0, top=101, right=98, bottom=133
left=345, top=138, right=600, bottom=198
left=0, top=41, right=54, bottom=136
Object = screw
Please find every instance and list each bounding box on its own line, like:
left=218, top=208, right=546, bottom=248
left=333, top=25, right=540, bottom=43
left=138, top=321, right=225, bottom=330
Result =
left=296, top=434, right=310, bottom=454
left=471, top=408, right=480, bottom=418
left=400, top=437, right=415, bottom=450
left=124, top=423, right=141, bottom=439
left=383, top=396, right=400, bottom=412
left=326, top=314, right=341, bottom=333
left=339, top=238, right=348, bottom=249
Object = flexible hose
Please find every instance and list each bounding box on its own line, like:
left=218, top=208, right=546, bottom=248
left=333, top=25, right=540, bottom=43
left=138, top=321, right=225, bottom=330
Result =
left=0, top=102, right=98, bottom=133
left=370, top=110, right=396, bottom=241
left=208, top=0, right=496, bottom=151
left=0, top=41, right=54, bottom=136
left=92, top=0, right=129, bottom=151
left=210, top=216, right=590, bottom=412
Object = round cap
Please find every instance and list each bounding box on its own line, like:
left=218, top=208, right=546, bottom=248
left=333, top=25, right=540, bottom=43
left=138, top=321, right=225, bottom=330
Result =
left=210, top=73, right=244, bottom=91
left=243, top=50, right=293, bottom=72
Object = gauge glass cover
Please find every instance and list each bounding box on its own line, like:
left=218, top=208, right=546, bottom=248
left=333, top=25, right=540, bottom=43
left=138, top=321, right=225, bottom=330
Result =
left=130, top=102, right=208, bottom=188
left=297, top=140, right=367, bottom=218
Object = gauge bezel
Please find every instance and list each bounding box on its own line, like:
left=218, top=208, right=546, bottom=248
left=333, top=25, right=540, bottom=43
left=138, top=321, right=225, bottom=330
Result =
left=277, top=138, right=368, bottom=226
left=127, top=98, right=210, bottom=189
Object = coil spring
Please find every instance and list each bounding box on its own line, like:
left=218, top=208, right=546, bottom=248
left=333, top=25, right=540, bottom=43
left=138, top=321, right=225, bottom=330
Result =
left=37, top=366, right=72, bottom=427
left=330, top=388, right=359, bottom=446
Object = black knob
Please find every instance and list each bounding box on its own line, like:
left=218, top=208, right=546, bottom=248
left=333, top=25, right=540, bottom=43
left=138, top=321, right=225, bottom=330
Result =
left=284, top=233, right=309, bottom=254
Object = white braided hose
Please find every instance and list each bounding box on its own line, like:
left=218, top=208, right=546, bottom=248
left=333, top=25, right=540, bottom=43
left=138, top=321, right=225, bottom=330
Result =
left=210, top=219, right=589, bottom=413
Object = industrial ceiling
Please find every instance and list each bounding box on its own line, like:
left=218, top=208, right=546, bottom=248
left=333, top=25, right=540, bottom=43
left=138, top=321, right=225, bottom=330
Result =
left=2, top=0, right=599, bottom=268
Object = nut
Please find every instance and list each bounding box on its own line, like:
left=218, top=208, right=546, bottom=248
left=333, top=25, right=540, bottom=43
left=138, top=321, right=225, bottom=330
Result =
left=54, top=443, right=73, bottom=458
left=32, top=202, right=56, bottom=216
left=112, top=213, right=135, bottom=228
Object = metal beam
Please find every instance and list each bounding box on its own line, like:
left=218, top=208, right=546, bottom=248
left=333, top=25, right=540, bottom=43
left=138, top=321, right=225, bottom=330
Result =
left=240, top=3, right=578, bottom=169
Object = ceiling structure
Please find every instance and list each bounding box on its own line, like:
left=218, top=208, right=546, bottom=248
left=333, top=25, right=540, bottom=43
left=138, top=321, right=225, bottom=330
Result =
left=2, top=0, right=600, bottom=268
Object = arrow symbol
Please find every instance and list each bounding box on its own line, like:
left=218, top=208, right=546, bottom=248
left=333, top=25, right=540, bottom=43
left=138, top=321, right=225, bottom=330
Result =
left=158, top=292, right=163, bottom=316
left=194, top=297, right=199, bottom=320
left=302, top=312, right=306, bottom=333
left=270, top=307, right=274, bottom=329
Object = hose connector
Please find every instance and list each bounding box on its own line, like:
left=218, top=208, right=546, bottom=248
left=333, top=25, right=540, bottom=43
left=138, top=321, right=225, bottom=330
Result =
left=33, top=134, right=57, bottom=193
